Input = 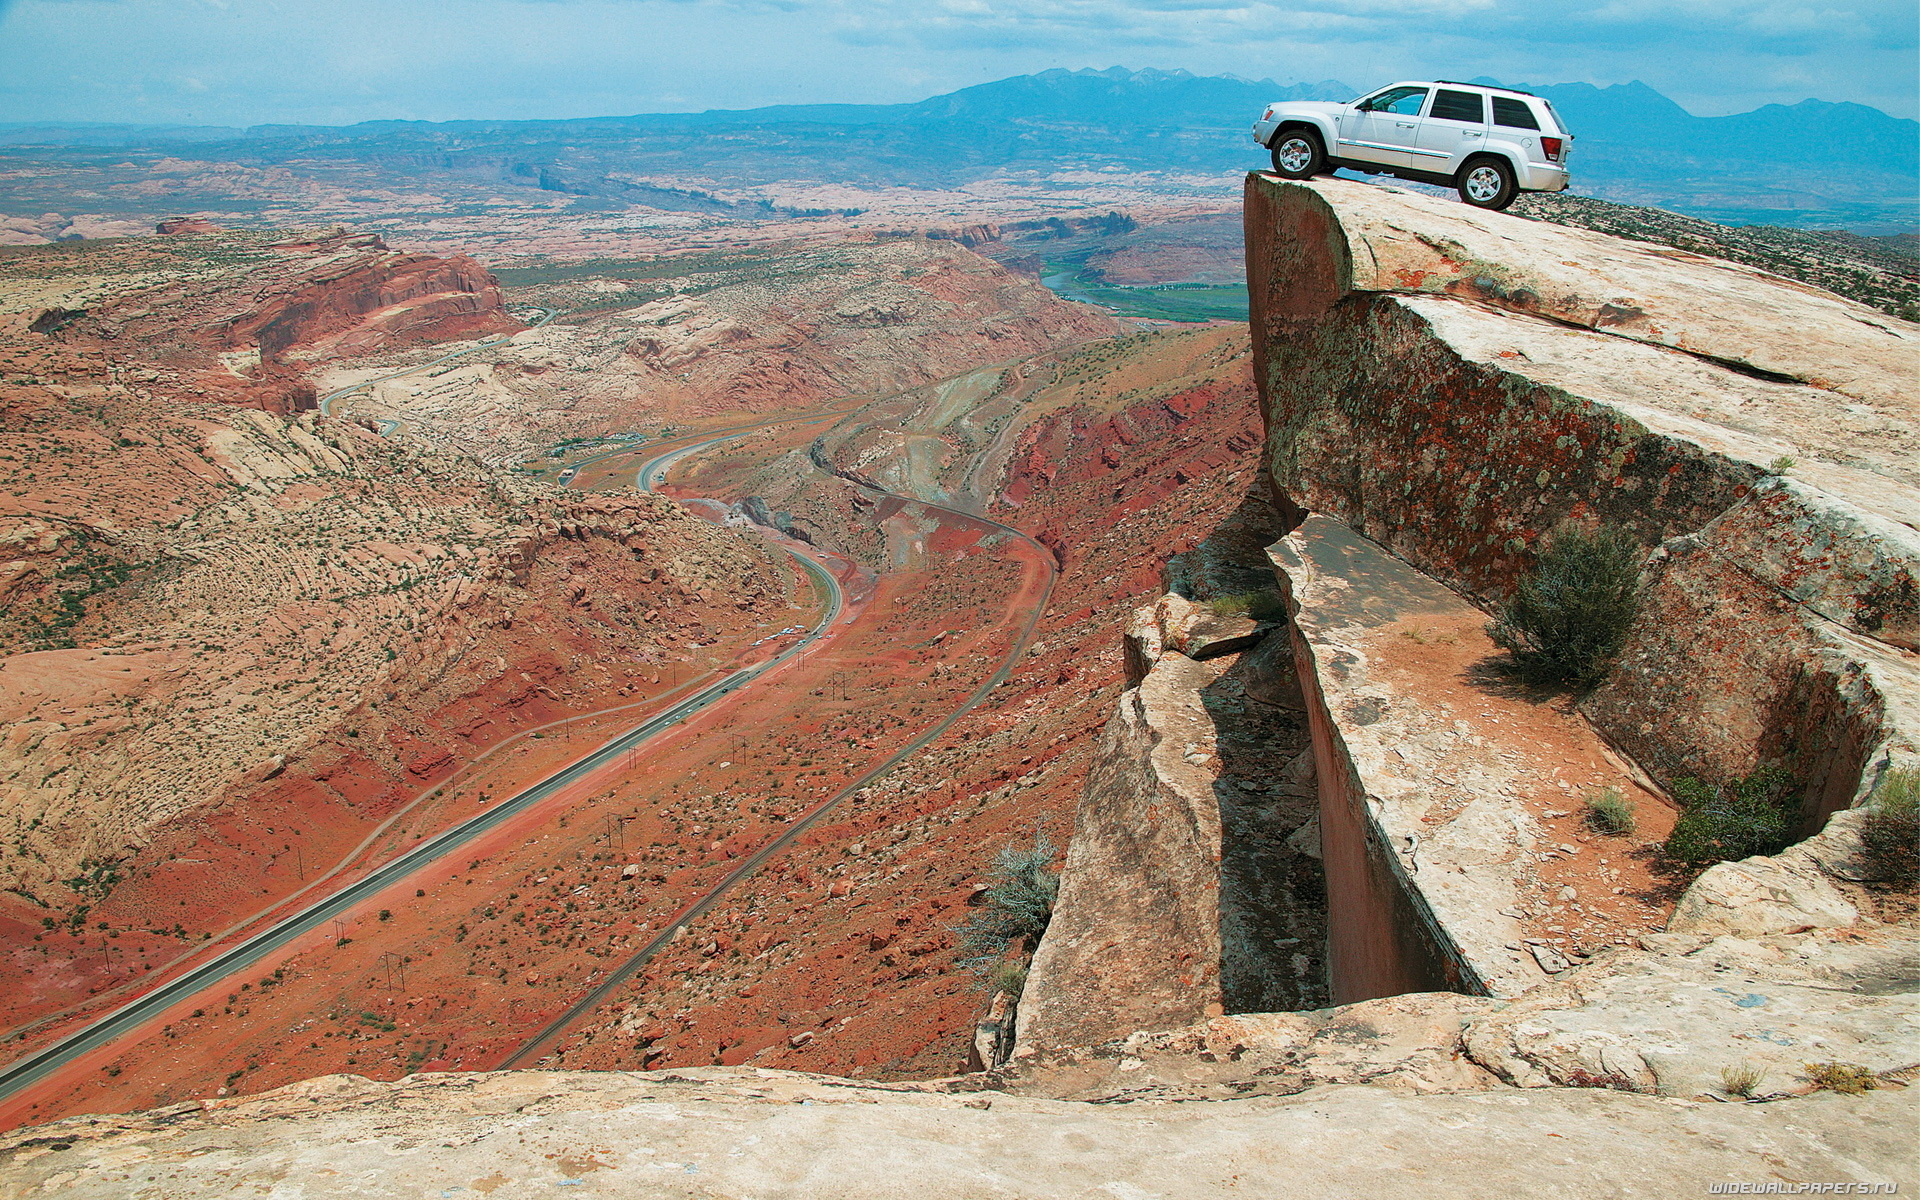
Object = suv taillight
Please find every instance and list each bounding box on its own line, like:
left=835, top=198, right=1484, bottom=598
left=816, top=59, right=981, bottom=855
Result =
left=1541, top=136, right=1564, bottom=162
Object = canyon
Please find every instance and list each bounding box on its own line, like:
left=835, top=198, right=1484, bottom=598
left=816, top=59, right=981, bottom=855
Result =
left=0, top=175, right=1913, bottom=1196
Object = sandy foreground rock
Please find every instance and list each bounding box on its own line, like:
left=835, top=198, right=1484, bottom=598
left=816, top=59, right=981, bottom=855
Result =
left=1, top=1067, right=1910, bottom=1198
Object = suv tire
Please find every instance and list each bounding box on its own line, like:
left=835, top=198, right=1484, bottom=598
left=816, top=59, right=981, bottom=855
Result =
left=1269, top=129, right=1326, bottom=180
left=1458, top=157, right=1517, bottom=210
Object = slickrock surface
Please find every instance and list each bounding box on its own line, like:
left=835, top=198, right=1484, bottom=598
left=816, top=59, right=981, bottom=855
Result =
left=2, top=1066, right=1910, bottom=1199
left=1250, top=176, right=1916, bottom=413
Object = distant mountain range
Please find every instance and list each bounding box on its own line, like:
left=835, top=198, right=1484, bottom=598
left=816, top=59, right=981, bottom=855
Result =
left=2, top=67, right=1914, bottom=232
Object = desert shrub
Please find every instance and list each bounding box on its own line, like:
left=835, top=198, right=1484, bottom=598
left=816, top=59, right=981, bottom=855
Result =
left=1860, top=768, right=1920, bottom=889
left=1804, top=1061, right=1878, bottom=1095
left=1489, top=526, right=1643, bottom=688
left=953, top=835, right=1059, bottom=979
left=1663, top=768, right=1798, bottom=865
left=986, top=961, right=1029, bottom=999
left=1720, top=1063, right=1765, bottom=1099
left=1208, top=590, right=1289, bottom=623
left=1583, top=787, right=1637, bottom=836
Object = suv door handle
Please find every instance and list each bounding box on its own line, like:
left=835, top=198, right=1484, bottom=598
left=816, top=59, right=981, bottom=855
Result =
left=1395, top=121, right=1415, bottom=128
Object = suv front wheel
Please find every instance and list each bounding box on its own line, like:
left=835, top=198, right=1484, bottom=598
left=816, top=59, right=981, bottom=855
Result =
left=1458, top=157, right=1517, bottom=210
left=1269, top=129, right=1325, bottom=180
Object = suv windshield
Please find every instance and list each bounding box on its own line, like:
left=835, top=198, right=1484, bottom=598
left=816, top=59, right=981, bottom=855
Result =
left=1358, top=86, right=1429, bottom=116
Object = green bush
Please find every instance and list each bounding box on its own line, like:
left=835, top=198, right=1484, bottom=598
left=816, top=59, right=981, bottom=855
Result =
left=1663, top=768, right=1798, bottom=865
left=1489, top=526, right=1643, bottom=688
left=1860, top=768, right=1920, bottom=889
left=953, top=836, right=1059, bottom=979
left=1583, top=787, right=1637, bottom=837
left=1208, top=590, right=1289, bottom=623
left=986, top=961, right=1029, bottom=998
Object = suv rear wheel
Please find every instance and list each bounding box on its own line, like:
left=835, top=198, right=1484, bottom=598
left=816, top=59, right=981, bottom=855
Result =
left=1269, top=129, right=1325, bottom=180
left=1458, top=157, right=1517, bottom=210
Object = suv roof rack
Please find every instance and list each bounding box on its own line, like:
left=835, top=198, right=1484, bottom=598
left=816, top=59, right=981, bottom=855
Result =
left=1435, top=80, right=1538, bottom=97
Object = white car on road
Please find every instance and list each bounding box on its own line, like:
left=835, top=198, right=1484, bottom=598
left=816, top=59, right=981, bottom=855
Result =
left=1252, top=81, right=1572, bottom=210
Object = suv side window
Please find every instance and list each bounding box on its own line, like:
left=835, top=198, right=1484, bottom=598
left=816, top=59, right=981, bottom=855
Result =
left=1360, top=86, right=1429, bottom=116
left=1430, top=89, right=1486, bottom=123
left=1491, top=97, right=1540, bottom=130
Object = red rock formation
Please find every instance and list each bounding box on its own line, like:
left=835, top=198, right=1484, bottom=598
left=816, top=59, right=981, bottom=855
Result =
left=218, top=245, right=515, bottom=364
left=11, top=229, right=519, bottom=415
left=155, top=217, right=218, bottom=236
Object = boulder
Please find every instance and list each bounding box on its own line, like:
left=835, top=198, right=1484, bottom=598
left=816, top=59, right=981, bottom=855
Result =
left=1463, top=933, right=1920, bottom=1098
left=1668, top=856, right=1859, bottom=937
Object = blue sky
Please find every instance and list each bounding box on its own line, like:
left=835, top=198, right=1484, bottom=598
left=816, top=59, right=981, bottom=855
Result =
left=1, top=0, right=1914, bottom=126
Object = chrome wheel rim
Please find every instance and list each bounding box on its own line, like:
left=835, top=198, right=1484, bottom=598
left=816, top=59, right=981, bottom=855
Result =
left=1465, top=165, right=1504, bottom=203
left=1276, top=138, right=1313, bottom=173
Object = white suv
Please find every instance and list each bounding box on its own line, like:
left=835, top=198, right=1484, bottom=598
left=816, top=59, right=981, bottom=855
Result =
left=1251, top=81, right=1572, bottom=210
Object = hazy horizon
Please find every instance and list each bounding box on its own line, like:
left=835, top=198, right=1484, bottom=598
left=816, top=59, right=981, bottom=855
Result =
left=1, top=0, right=1915, bottom=128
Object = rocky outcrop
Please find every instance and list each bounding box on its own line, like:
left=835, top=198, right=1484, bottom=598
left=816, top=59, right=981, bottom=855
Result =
left=3, top=228, right=519, bottom=415
left=1460, top=929, right=1920, bottom=1098
left=1021, top=503, right=1322, bottom=1052
left=155, top=217, right=218, bottom=236
left=220, top=240, right=514, bottom=364
left=1018, top=652, right=1243, bottom=1049
left=1024, top=178, right=1919, bottom=1078
left=1245, top=174, right=1920, bottom=833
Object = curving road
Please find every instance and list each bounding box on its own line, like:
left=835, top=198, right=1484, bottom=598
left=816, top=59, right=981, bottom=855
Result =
left=502, top=457, right=1058, bottom=1067
left=0, top=373, right=850, bottom=1108
left=0, top=340, right=1053, bottom=1103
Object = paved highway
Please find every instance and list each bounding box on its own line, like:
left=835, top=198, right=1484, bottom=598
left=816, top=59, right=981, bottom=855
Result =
left=501, top=467, right=1058, bottom=1067
left=0, top=416, right=846, bottom=1105
left=0, top=384, right=1044, bottom=1100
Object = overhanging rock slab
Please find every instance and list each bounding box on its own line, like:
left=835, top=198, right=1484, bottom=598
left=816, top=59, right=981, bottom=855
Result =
left=1272, top=515, right=1679, bottom=1001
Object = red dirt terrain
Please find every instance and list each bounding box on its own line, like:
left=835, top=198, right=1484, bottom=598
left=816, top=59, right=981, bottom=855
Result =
left=0, top=234, right=798, bottom=1061
left=0, top=225, right=1264, bottom=1125
left=540, top=327, right=1267, bottom=1081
